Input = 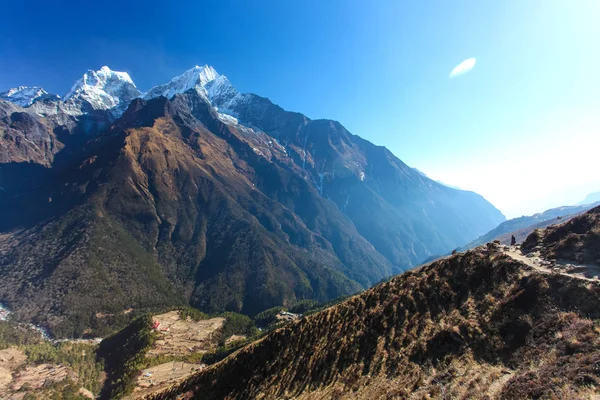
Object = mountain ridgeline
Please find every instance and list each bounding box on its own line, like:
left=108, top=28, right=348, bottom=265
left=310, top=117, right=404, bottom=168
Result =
left=0, top=65, right=504, bottom=337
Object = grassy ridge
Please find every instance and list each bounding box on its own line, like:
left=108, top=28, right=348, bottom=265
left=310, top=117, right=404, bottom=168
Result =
left=147, top=245, right=600, bottom=399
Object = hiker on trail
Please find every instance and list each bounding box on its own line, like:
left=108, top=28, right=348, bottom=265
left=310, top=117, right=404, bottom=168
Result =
left=511, top=235, right=516, bottom=246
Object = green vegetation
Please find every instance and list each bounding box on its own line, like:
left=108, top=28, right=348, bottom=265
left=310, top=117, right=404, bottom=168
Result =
left=22, top=378, right=89, bottom=400
left=288, top=299, right=318, bottom=314
left=218, top=312, right=258, bottom=343
left=2, top=308, right=276, bottom=399
left=253, top=306, right=286, bottom=328
left=4, top=302, right=328, bottom=399
left=97, top=314, right=156, bottom=399
left=177, top=306, right=208, bottom=322
left=0, top=321, right=103, bottom=398
left=0, top=321, right=43, bottom=349
left=300, top=294, right=352, bottom=317
left=24, top=342, right=104, bottom=395
left=133, top=310, right=262, bottom=371
left=0, top=207, right=185, bottom=340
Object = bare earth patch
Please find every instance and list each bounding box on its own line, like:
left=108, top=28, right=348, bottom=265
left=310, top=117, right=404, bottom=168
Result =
left=132, top=361, right=205, bottom=398
left=147, top=311, right=225, bottom=357
left=10, top=363, right=77, bottom=391
left=0, top=346, right=96, bottom=399
left=0, top=348, right=27, bottom=394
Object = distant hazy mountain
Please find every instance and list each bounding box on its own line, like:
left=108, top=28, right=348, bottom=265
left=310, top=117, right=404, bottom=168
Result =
left=463, top=202, right=600, bottom=249
left=0, top=65, right=504, bottom=337
left=578, top=191, right=600, bottom=206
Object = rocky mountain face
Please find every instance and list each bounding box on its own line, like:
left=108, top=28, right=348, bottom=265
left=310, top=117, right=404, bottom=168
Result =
left=149, top=207, right=600, bottom=400
left=0, top=65, right=504, bottom=337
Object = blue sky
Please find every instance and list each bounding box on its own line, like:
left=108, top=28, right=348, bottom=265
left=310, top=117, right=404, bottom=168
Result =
left=2, top=0, right=599, bottom=217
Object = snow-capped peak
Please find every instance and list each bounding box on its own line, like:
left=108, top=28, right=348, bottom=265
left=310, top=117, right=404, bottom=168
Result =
left=144, top=64, right=251, bottom=120
left=98, top=66, right=134, bottom=84
left=0, top=86, right=59, bottom=107
left=2, top=64, right=249, bottom=119
left=144, top=65, right=222, bottom=101
left=63, top=66, right=142, bottom=115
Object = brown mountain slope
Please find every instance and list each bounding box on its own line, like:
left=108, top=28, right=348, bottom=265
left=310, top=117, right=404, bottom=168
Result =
left=0, top=96, right=391, bottom=337
left=0, top=98, right=114, bottom=168
left=0, top=101, right=59, bottom=166
left=149, top=235, right=600, bottom=398
left=523, top=205, right=600, bottom=266
left=1, top=67, right=502, bottom=338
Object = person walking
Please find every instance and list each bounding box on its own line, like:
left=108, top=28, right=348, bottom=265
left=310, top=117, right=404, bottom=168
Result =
left=511, top=235, right=516, bottom=246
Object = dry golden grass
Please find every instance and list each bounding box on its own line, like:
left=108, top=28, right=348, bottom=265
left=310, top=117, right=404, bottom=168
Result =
left=144, top=241, right=600, bottom=399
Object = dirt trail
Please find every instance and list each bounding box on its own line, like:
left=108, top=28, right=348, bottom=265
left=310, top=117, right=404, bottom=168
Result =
left=502, top=246, right=600, bottom=283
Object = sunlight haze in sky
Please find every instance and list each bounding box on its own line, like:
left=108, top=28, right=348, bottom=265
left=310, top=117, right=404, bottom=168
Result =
left=1, top=0, right=599, bottom=218
left=425, top=107, right=600, bottom=217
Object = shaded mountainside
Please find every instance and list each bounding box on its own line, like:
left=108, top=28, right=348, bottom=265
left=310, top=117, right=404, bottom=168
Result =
left=1, top=65, right=503, bottom=337
left=463, top=202, right=600, bottom=249
left=149, top=211, right=600, bottom=399
left=523, top=205, right=600, bottom=266
left=211, top=88, right=505, bottom=266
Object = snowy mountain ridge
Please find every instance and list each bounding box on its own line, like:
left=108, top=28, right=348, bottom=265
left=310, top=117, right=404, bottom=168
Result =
left=144, top=64, right=249, bottom=117
left=1, top=64, right=249, bottom=119
left=0, top=86, right=60, bottom=107
left=144, top=64, right=219, bottom=100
